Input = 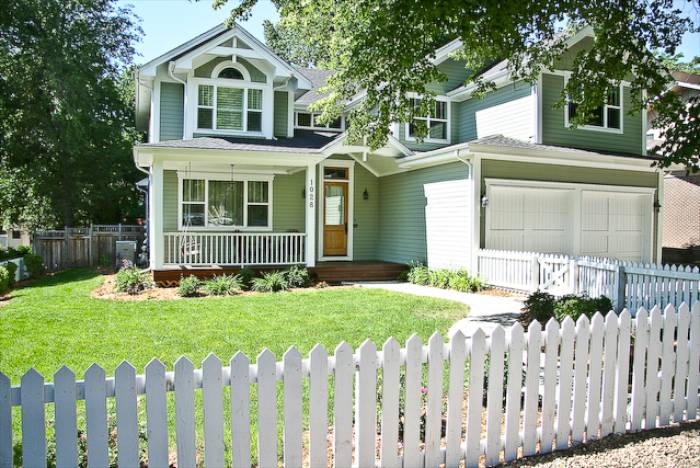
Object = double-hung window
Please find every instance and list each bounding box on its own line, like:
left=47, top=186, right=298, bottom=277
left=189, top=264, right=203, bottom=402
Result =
left=197, top=85, right=263, bottom=133
left=295, top=112, right=343, bottom=131
left=566, top=82, right=623, bottom=132
left=406, top=97, right=449, bottom=142
left=180, top=177, right=272, bottom=229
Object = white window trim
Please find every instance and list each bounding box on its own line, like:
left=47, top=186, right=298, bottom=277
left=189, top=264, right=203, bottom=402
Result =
left=563, top=74, right=624, bottom=134
left=318, top=159, right=354, bottom=261
left=177, top=172, right=274, bottom=232
left=404, top=94, right=451, bottom=144
left=194, top=79, right=266, bottom=136
left=294, top=111, right=345, bottom=132
left=210, top=60, right=251, bottom=81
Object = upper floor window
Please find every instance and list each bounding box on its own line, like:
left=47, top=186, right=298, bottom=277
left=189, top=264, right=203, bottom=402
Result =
left=218, top=67, right=244, bottom=80
left=197, top=85, right=263, bottom=132
left=406, top=97, right=449, bottom=143
left=565, top=81, right=623, bottom=133
left=295, top=112, right=343, bottom=131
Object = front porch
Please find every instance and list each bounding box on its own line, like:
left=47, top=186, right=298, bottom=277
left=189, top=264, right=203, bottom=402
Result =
left=152, top=259, right=408, bottom=285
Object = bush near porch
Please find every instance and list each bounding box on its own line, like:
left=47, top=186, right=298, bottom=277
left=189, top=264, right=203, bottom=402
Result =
left=0, top=268, right=468, bottom=462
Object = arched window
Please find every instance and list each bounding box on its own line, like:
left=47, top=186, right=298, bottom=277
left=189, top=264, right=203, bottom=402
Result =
left=218, top=67, right=245, bottom=80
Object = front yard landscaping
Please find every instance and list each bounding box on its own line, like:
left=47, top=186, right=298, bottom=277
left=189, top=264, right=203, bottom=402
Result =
left=0, top=268, right=468, bottom=378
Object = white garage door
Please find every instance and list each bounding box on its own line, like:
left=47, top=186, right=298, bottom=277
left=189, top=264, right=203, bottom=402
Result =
left=580, top=191, right=653, bottom=261
left=425, top=179, right=472, bottom=269
left=485, top=181, right=654, bottom=261
left=486, top=185, right=573, bottom=253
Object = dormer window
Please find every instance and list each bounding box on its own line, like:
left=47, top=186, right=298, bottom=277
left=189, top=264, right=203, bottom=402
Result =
left=194, top=61, right=265, bottom=134
left=218, top=67, right=244, bottom=80
left=564, top=76, right=623, bottom=133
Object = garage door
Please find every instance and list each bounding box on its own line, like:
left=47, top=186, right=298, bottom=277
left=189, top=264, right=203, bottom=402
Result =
left=580, top=191, right=653, bottom=261
left=485, top=181, right=654, bottom=261
left=485, top=185, right=573, bottom=253
left=425, top=179, right=472, bottom=269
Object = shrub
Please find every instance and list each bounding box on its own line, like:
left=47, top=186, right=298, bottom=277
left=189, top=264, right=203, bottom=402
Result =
left=114, top=267, right=154, bottom=295
left=4, top=262, right=17, bottom=286
left=428, top=268, right=451, bottom=289
left=448, top=269, right=478, bottom=292
left=285, top=265, right=310, bottom=288
left=0, top=266, right=10, bottom=295
left=15, top=245, right=31, bottom=256
left=23, top=253, right=44, bottom=278
left=406, top=262, right=430, bottom=285
left=252, top=271, right=289, bottom=292
left=237, top=267, right=255, bottom=290
left=201, top=274, right=242, bottom=296
left=178, top=275, right=201, bottom=297
left=553, top=294, right=613, bottom=322
left=521, top=291, right=556, bottom=324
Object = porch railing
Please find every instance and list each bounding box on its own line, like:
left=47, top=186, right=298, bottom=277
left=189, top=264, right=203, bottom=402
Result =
left=163, top=232, right=307, bottom=266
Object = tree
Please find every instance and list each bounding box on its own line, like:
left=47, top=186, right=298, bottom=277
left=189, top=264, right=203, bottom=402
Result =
left=0, top=0, right=143, bottom=229
left=263, top=19, right=329, bottom=68
left=657, top=52, right=700, bottom=74
left=213, top=0, right=698, bottom=170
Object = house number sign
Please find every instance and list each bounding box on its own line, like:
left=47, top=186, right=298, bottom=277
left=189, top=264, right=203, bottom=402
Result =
left=308, top=178, right=314, bottom=208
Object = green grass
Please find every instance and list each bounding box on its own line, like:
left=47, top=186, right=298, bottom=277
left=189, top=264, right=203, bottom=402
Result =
left=0, top=268, right=468, bottom=463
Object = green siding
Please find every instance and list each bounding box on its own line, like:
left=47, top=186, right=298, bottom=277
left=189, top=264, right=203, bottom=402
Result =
left=479, top=159, right=659, bottom=247
left=541, top=73, right=644, bottom=155
left=274, top=91, right=289, bottom=137
left=163, top=170, right=178, bottom=231
left=159, top=82, right=184, bottom=141
left=194, top=57, right=267, bottom=82
left=273, top=172, right=305, bottom=232
left=455, top=80, right=532, bottom=143
left=353, top=164, right=379, bottom=260
left=377, top=162, right=470, bottom=264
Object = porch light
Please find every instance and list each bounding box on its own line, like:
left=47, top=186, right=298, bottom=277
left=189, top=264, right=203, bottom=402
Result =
left=481, top=195, right=489, bottom=207
left=363, top=188, right=369, bottom=200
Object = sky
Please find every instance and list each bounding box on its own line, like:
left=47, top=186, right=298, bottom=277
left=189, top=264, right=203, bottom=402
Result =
left=119, top=0, right=699, bottom=65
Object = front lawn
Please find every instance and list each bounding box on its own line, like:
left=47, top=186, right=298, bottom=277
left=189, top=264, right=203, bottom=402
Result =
left=1, top=269, right=467, bottom=463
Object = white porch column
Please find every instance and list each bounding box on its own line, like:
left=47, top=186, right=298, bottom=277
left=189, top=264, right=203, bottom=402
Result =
left=305, top=163, right=317, bottom=267
left=149, top=159, right=165, bottom=270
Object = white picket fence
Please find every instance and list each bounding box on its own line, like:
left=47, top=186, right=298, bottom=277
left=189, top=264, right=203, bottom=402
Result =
left=2, top=303, right=700, bottom=467
left=476, top=248, right=700, bottom=311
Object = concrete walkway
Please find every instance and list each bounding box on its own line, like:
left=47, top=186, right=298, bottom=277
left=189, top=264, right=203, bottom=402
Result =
left=354, top=281, right=525, bottom=336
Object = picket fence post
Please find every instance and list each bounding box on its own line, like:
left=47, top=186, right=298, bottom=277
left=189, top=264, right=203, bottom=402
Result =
left=530, top=254, right=540, bottom=292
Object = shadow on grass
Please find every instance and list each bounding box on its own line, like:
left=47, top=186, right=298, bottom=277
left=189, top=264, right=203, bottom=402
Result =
left=12, top=268, right=102, bottom=292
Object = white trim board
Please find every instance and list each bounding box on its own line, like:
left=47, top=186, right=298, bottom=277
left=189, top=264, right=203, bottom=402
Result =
left=317, top=159, right=355, bottom=262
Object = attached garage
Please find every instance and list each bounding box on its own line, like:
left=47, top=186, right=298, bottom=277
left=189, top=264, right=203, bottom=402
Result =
left=485, top=179, right=655, bottom=262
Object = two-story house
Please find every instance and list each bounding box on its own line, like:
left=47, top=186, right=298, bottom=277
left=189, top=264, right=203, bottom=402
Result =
left=133, top=23, right=663, bottom=283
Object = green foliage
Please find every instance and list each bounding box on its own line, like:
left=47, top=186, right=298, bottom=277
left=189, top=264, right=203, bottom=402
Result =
left=252, top=271, right=289, bottom=292
left=201, top=274, right=242, bottom=296
left=178, top=275, right=201, bottom=298
left=0, top=1, right=144, bottom=228
left=220, top=0, right=696, bottom=170
left=15, top=245, right=31, bottom=255
left=237, top=267, right=255, bottom=290
left=553, top=294, right=613, bottom=322
left=406, top=262, right=483, bottom=292
left=114, top=267, right=154, bottom=295
left=263, top=19, right=328, bottom=67
left=0, top=266, right=10, bottom=294
left=285, top=265, right=311, bottom=288
left=4, top=262, right=17, bottom=287
left=22, top=253, right=44, bottom=278
left=406, top=262, right=430, bottom=285
left=522, top=291, right=613, bottom=324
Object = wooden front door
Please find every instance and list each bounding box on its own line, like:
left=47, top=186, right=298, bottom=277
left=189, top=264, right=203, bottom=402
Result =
left=323, top=181, right=348, bottom=256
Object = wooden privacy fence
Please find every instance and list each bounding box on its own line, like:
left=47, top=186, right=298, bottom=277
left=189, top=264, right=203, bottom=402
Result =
left=33, top=224, right=145, bottom=272
left=2, top=303, right=700, bottom=467
left=476, top=248, right=700, bottom=312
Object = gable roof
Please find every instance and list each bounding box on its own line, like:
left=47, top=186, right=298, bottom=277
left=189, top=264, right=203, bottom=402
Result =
left=295, top=67, right=334, bottom=108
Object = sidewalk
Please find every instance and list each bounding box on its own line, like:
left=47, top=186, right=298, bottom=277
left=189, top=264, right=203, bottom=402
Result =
left=353, top=281, right=525, bottom=336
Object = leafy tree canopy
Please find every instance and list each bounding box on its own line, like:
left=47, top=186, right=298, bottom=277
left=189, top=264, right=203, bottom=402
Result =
left=0, top=0, right=143, bottom=229
left=213, top=0, right=698, bottom=170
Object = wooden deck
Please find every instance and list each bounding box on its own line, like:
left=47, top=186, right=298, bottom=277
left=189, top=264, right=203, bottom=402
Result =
left=152, top=261, right=408, bottom=286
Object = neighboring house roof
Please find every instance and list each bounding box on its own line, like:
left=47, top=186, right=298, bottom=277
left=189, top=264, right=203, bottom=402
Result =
left=295, top=67, right=334, bottom=108
left=139, top=129, right=343, bottom=153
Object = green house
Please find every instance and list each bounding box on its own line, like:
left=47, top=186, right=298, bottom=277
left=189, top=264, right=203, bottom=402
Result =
left=133, top=24, right=663, bottom=282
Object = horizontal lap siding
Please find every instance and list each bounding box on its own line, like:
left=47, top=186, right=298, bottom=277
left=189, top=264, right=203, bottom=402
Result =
left=353, top=165, right=379, bottom=260
left=273, top=172, right=305, bottom=232
left=163, top=171, right=179, bottom=231
left=541, top=73, right=644, bottom=155
left=159, top=82, right=184, bottom=141
left=455, top=80, right=532, bottom=143
left=273, top=91, right=288, bottom=137
left=377, top=162, right=470, bottom=264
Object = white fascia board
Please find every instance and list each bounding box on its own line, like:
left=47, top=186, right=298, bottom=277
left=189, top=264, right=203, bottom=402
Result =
left=446, top=69, right=513, bottom=102
left=432, top=38, right=463, bottom=65
left=676, top=81, right=700, bottom=91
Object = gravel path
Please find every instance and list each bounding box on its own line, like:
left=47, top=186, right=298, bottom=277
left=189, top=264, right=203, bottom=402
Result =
left=501, top=421, right=700, bottom=467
